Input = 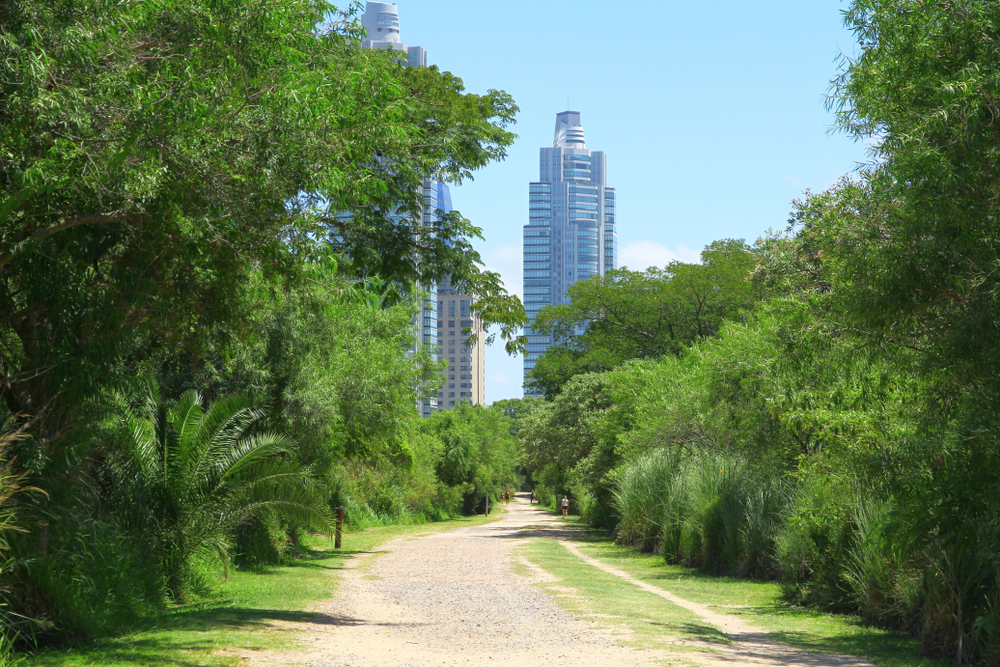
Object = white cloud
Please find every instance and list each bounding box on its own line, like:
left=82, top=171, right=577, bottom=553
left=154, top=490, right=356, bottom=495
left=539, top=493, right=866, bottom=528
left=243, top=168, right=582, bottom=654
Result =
left=487, top=370, right=510, bottom=385
left=617, top=240, right=701, bottom=270
left=782, top=175, right=804, bottom=187
left=482, top=243, right=523, bottom=298
left=485, top=352, right=523, bottom=404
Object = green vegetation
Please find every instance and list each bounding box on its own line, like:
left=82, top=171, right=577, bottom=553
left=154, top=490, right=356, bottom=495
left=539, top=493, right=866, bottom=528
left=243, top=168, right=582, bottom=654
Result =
left=25, top=512, right=502, bottom=667
left=519, top=2, right=1000, bottom=664
left=418, top=403, right=521, bottom=513
left=521, top=536, right=730, bottom=656
left=2, top=0, right=999, bottom=664
left=519, top=527, right=945, bottom=667
left=0, top=0, right=525, bottom=660
left=526, top=239, right=759, bottom=399
left=107, top=388, right=333, bottom=599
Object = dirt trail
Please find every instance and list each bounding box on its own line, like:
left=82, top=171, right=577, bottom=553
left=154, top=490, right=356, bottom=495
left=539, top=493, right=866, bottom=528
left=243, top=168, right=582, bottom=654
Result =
left=236, top=495, right=874, bottom=667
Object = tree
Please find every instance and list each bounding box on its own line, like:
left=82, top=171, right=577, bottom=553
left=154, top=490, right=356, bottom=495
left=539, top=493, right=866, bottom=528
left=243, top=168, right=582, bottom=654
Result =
left=419, top=404, right=519, bottom=509
left=527, top=239, right=758, bottom=397
left=0, top=0, right=524, bottom=453
left=488, top=397, right=541, bottom=437
left=750, top=3, right=1000, bottom=658
left=519, top=374, right=614, bottom=521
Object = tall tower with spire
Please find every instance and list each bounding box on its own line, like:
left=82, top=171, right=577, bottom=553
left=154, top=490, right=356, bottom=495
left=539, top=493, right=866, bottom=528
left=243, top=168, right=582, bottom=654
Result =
left=360, top=2, right=486, bottom=415
left=522, top=111, right=618, bottom=392
left=360, top=2, right=427, bottom=67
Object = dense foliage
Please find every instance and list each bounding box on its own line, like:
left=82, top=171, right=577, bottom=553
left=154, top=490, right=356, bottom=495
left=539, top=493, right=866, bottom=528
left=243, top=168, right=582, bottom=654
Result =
left=0, top=0, right=526, bottom=656
left=526, top=239, right=759, bottom=398
left=2, top=0, right=999, bottom=664
left=518, top=2, right=1000, bottom=664
left=0, top=0, right=525, bottom=454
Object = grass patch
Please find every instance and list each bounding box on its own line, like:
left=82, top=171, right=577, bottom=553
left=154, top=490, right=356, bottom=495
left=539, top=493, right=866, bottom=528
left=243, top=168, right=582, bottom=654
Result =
left=526, top=515, right=947, bottom=667
left=519, top=537, right=729, bottom=663
left=25, top=510, right=504, bottom=667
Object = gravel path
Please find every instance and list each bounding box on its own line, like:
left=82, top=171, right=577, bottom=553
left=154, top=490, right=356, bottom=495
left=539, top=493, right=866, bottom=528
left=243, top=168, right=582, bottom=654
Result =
left=235, top=495, right=875, bottom=667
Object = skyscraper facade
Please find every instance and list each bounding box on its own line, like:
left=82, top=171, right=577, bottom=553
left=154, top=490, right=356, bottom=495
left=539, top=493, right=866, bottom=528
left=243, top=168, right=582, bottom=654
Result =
left=360, top=2, right=485, bottom=415
left=360, top=2, right=426, bottom=67
left=435, top=277, right=486, bottom=411
left=522, top=111, right=618, bottom=390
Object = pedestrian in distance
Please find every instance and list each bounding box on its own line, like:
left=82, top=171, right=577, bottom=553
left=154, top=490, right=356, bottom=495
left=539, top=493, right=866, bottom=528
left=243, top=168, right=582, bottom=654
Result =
left=529, top=489, right=534, bottom=504
left=561, top=495, right=569, bottom=517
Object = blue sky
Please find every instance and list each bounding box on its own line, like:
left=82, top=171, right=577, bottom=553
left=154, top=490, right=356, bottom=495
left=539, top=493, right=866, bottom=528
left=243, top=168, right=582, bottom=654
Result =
left=392, top=1, right=867, bottom=403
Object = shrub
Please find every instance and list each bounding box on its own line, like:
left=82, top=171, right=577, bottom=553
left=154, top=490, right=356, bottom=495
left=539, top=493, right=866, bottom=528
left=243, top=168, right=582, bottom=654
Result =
left=233, top=513, right=289, bottom=568
left=613, top=448, right=679, bottom=552
left=108, top=389, right=332, bottom=599
left=14, top=517, right=164, bottom=640
left=843, top=499, right=919, bottom=629
left=615, top=450, right=790, bottom=577
left=776, top=475, right=858, bottom=611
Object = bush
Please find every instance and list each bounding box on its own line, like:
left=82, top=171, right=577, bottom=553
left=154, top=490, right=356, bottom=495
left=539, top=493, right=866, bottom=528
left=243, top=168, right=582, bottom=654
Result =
left=776, top=473, right=920, bottom=626
left=614, top=450, right=790, bottom=578
left=13, top=518, right=164, bottom=641
left=613, top=448, right=679, bottom=552
left=843, top=500, right=919, bottom=629
left=776, top=475, right=858, bottom=611
left=233, top=514, right=289, bottom=568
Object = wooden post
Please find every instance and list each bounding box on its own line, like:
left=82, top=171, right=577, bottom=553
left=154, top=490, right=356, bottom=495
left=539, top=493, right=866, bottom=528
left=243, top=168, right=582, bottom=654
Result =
left=335, top=506, right=344, bottom=549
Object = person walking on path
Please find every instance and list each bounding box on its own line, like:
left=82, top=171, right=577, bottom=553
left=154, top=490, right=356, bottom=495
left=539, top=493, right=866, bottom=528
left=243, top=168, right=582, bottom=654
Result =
left=561, top=496, right=569, bottom=516
left=529, top=489, right=534, bottom=504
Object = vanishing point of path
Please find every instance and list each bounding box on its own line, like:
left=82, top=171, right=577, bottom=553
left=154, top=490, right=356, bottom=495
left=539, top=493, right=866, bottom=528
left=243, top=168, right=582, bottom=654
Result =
left=238, top=495, right=876, bottom=667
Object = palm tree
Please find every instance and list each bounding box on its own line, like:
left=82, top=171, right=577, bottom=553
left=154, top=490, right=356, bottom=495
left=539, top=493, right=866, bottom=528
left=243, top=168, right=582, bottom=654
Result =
left=111, top=389, right=331, bottom=598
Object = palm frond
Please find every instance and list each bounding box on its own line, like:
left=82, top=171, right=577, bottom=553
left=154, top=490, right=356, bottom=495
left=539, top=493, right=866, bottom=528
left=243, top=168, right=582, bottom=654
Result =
left=105, top=388, right=327, bottom=598
left=218, top=432, right=296, bottom=482
left=169, top=391, right=206, bottom=464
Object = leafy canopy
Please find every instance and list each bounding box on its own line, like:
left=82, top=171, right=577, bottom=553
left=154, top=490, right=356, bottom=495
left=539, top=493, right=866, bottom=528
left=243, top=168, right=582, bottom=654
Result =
left=0, top=0, right=525, bottom=447
left=527, top=239, right=759, bottom=398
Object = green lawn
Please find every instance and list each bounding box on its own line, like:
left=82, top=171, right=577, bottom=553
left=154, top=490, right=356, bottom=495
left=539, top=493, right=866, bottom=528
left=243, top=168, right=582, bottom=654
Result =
left=519, top=515, right=947, bottom=667
left=25, top=511, right=503, bottom=667
left=519, top=537, right=728, bottom=665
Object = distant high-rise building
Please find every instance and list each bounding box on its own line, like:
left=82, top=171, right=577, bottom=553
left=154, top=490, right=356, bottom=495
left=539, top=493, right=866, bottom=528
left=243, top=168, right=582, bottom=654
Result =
left=522, top=111, right=618, bottom=392
left=359, top=2, right=485, bottom=415
left=360, top=2, right=426, bottom=67
left=435, top=277, right=486, bottom=411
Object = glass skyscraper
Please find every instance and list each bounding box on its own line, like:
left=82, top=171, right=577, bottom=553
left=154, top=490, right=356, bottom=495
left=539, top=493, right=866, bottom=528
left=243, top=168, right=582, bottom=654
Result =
left=523, top=111, right=618, bottom=391
left=360, top=2, right=485, bottom=416
left=360, top=2, right=427, bottom=67
left=360, top=1, right=438, bottom=416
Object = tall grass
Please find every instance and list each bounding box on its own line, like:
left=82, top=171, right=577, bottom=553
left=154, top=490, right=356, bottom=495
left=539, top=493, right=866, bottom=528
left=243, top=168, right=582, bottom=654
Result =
left=0, top=421, right=49, bottom=655
left=614, top=450, right=790, bottom=578
left=617, top=450, right=943, bottom=650
left=613, top=449, right=680, bottom=552
left=843, top=499, right=919, bottom=629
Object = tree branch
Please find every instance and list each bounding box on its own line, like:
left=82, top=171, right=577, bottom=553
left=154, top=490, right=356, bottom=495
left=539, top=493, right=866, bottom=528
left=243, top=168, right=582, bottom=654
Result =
left=0, top=211, right=130, bottom=270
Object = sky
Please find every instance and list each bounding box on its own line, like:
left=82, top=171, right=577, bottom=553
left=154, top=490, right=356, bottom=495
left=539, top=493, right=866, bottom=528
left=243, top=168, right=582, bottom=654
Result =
left=389, top=1, right=868, bottom=403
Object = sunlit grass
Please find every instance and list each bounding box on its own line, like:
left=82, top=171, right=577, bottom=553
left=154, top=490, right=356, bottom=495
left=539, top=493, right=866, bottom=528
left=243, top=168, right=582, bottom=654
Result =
left=520, top=537, right=728, bottom=664
left=522, top=514, right=946, bottom=667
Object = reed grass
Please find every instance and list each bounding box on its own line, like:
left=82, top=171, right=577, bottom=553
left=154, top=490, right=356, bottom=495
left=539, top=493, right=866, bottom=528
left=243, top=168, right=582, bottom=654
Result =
left=613, top=450, right=790, bottom=578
